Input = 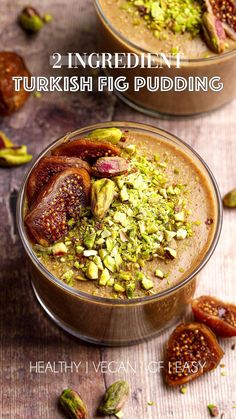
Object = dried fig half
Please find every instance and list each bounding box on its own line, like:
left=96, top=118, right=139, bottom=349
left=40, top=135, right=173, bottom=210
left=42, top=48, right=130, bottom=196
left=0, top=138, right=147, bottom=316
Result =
left=52, top=139, right=121, bottom=162
left=164, top=323, right=224, bottom=386
left=27, top=156, right=91, bottom=207
left=25, top=168, right=91, bottom=246
left=192, top=296, right=236, bottom=337
left=92, top=156, right=129, bottom=178
left=0, top=51, right=31, bottom=115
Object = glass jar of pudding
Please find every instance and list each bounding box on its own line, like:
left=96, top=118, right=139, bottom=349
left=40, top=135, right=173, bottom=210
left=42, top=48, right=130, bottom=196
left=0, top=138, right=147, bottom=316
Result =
left=17, top=122, right=222, bottom=346
left=94, top=0, right=236, bottom=117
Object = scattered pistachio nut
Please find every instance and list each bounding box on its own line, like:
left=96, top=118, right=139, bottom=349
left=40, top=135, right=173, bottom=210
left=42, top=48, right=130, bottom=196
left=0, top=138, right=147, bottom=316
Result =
left=83, top=232, right=96, bottom=250
left=0, top=132, right=32, bottom=167
left=223, top=188, right=236, bottom=208
left=43, top=13, right=53, bottom=23
left=202, top=12, right=226, bottom=53
left=86, top=261, right=99, bottom=280
left=114, top=283, right=125, bottom=293
left=61, top=270, right=74, bottom=285
left=0, top=145, right=32, bottom=167
left=52, top=242, right=68, bottom=256
left=180, top=385, right=187, bottom=394
left=91, top=178, right=115, bottom=219
left=19, top=6, right=45, bottom=33
left=141, top=276, right=154, bottom=290
left=129, top=0, right=203, bottom=38
left=124, top=144, right=136, bottom=155
left=155, top=269, right=164, bottom=279
left=59, top=388, right=87, bottom=419
left=99, top=268, right=110, bottom=286
left=99, top=380, right=130, bottom=415
left=0, top=131, right=13, bottom=148
left=164, top=247, right=177, bottom=259
left=87, top=128, right=123, bottom=144
left=207, top=404, right=219, bottom=417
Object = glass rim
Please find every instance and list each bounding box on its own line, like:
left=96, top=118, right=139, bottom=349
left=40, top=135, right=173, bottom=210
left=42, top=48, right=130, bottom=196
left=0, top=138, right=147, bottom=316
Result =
left=17, top=121, right=223, bottom=306
left=94, top=0, right=236, bottom=64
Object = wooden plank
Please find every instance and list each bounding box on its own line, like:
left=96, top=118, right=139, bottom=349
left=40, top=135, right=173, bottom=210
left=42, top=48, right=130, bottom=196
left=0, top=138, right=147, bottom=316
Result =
left=0, top=0, right=235, bottom=418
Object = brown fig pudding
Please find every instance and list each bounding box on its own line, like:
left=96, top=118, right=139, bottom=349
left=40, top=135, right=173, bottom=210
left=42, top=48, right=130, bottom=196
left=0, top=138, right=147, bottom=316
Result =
left=17, top=122, right=222, bottom=345
left=94, top=0, right=236, bottom=116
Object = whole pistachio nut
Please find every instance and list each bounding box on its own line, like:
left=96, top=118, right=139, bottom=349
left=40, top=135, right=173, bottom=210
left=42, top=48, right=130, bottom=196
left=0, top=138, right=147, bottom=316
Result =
left=92, top=156, right=129, bottom=178
left=0, top=145, right=32, bottom=167
left=202, top=12, right=226, bottom=53
left=204, top=0, right=236, bottom=41
left=99, top=380, right=130, bottom=415
left=207, top=404, right=219, bottom=417
left=91, top=178, right=115, bottom=219
left=0, top=145, right=28, bottom=156
left=223, top=189, right=236, bottom=208
left=19, top=6, right=44, bottom=33
left=59, top=388, right=87, bottom=419
left=87, top=128, right=123, bottom=144
left=0, top=131, right=14, bottom=149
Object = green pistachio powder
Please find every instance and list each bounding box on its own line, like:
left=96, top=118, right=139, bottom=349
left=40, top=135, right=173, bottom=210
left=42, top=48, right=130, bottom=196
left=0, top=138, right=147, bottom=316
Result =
left=34, top=130, right=202, bottom=299
left=122, top=0, right=204, bottom=46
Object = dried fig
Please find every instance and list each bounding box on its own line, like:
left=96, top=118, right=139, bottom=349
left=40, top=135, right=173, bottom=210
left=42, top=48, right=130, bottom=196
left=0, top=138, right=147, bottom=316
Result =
left=92, top=156, right=129, bottom=178
left=25, top=168, right=91, bottom=246
left=0, top=52, right=31, bottom=115
left=164, top=323, right=224, bottom=386
left=52, top=139, right=121, bottom=162
left=27, top=156, right=91, bottom=207
left=192, top=296, right=236, bottom=337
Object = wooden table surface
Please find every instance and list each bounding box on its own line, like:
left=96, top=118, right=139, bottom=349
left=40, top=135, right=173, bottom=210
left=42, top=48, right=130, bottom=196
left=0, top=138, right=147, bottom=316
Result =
left=0, top=1, right=236, bottom=418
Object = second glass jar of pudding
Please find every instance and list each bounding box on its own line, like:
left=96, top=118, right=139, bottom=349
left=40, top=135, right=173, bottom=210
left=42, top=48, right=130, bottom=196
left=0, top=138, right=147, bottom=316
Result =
left=94, top=0, right=236, bottom=117
left=17, top=122, right=222, bottom=346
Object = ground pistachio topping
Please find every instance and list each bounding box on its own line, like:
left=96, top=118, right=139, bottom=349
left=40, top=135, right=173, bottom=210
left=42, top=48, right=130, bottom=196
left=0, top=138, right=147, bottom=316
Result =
left=34, top=135, right=198, bottom=299
left=124, top=0, right=203, bottom=38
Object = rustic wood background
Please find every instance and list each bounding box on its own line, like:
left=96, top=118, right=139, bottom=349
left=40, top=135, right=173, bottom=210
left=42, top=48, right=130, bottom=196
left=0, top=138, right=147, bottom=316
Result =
left=0, top=1, right=235, bottom=418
